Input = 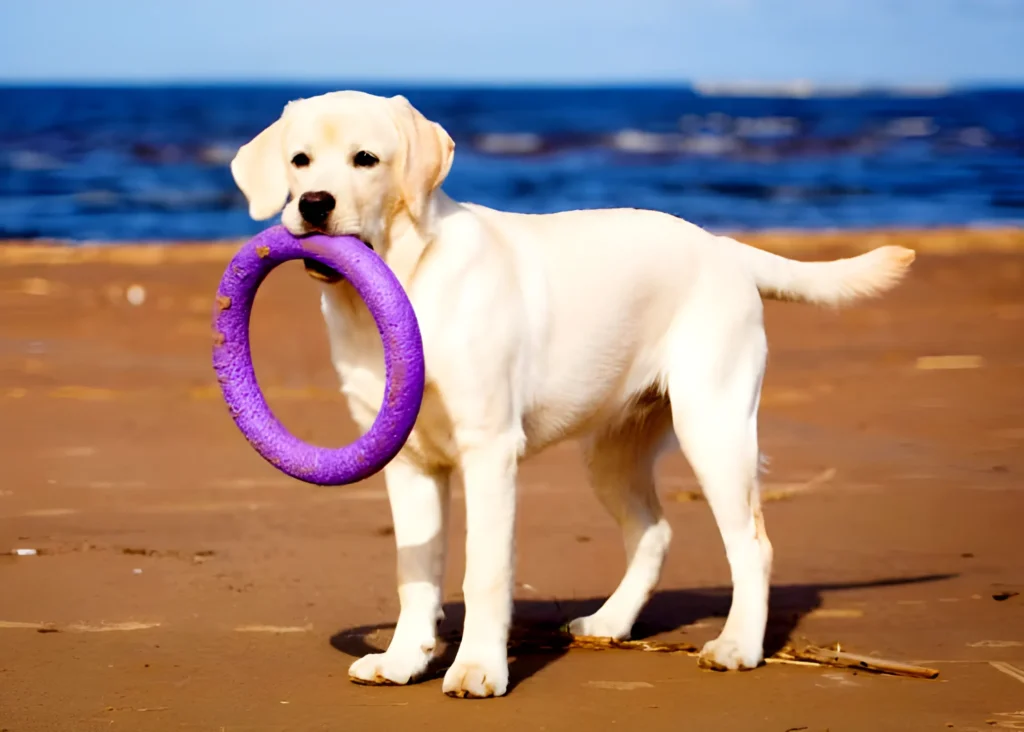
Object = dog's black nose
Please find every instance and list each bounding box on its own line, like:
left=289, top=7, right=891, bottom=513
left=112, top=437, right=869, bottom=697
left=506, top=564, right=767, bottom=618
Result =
left=298, top=191, right=335, bottom=226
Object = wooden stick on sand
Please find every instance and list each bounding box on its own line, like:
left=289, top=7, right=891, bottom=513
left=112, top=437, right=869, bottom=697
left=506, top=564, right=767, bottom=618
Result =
left=776, top=644, right=940, bottom=679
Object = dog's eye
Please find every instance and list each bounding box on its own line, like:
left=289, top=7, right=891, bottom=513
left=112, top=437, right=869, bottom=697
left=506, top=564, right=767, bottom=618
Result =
left=353, top=151, right=379, bottom=168
left=291, top=152, right=311, bottom=168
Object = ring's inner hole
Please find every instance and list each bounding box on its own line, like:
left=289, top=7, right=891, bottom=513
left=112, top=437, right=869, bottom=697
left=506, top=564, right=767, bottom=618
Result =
left=248, top=260, right=359, bottom=449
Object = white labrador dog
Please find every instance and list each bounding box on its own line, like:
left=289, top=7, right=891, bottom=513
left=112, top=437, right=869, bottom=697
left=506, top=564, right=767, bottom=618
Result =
left=231, top=90, right=914, bottom=698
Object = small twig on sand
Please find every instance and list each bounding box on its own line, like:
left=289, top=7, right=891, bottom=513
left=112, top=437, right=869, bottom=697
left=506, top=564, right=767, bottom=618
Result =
left=773, top=645, right=939, bottom=679
left=761, top=467, right=838, bottom=502
left=673, top=467, right=837, bottom=503
left=553, top=636, right=698, bottom=654
left=463, top=629, right=699, bottom=655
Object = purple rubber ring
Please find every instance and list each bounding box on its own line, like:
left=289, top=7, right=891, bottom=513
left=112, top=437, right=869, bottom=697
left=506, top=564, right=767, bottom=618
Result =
left=212, top=225, right=425, bottom=486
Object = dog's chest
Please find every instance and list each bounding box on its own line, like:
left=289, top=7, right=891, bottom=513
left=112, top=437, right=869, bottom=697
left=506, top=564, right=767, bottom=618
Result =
left=320, top=287, right=453, bottom=467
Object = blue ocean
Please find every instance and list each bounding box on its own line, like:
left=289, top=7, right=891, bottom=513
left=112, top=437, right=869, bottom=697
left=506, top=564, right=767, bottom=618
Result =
left=1, top=84, right=1023, bottom=242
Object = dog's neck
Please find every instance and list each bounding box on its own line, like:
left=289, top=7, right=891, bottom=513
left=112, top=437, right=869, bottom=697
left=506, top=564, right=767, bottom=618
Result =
left=379, top=190, right=458, bottom=285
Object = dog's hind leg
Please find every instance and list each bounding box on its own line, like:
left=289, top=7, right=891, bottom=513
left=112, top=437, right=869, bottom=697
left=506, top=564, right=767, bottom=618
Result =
left=568, top=404, right=674, bottom=641
left=666, top=303, right=772, bottom=671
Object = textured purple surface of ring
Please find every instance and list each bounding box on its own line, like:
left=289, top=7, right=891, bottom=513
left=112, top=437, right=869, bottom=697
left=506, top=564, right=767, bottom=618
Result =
left=211, top=225, right=425, bottom=486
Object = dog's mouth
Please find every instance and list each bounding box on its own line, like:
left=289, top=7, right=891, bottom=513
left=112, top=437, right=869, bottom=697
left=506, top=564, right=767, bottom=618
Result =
left=301, top=233, right=374, bottom=284
left=303, top=258, right=344, bottom=283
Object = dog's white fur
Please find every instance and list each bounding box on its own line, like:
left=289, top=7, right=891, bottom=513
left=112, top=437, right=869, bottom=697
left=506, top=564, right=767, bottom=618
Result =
left=232, top=90, right=915, bottom=698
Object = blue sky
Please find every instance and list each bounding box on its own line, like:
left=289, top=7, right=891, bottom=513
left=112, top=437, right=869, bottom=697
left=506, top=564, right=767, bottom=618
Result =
left=1, top=0, right=1022, bottom=85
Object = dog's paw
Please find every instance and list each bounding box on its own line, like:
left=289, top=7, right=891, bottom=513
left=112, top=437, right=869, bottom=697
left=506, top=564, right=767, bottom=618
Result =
left=567, top=613, right=631, bottom=641
left=697, top=636, right=763, bottom=672
left=442, top=647, right=508, bottom=698
left=348, top=647, right=432, bottom=686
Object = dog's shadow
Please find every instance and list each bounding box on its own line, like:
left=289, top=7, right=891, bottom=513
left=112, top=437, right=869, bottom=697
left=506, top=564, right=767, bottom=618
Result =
left=330, top=573, right=954, bottom=691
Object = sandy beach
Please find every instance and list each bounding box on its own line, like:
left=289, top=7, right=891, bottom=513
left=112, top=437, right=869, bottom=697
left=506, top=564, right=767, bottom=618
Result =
left=1, top=227, right=1022, bottom=731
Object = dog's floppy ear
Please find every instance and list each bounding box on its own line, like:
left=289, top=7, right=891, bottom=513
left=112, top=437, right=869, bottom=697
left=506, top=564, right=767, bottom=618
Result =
left=388, top=95, right=455, bottom=222
left=231, top=116, right=289, bottom=221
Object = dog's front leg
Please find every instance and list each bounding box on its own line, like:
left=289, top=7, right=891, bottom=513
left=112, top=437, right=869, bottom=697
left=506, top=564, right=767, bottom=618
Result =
left=348, top=459, right=450, bottom=686
left=443, top=440, right=518, bottom=698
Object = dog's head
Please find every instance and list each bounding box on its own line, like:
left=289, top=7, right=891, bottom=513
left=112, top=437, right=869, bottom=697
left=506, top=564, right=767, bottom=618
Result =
left=231, top=91, right=454, bottom=253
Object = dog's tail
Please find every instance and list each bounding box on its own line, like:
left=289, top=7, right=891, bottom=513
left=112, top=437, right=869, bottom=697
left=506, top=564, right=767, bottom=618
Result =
left=723, top=237, right=916, bottom=307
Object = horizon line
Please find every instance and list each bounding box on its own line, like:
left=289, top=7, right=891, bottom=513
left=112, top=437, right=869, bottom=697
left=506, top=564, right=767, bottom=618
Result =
left=1, top=77, right=1023, bottom=93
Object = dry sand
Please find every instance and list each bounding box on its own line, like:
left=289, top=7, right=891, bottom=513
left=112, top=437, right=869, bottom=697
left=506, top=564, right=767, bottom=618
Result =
left=1, top=228, right=1022, bottom=731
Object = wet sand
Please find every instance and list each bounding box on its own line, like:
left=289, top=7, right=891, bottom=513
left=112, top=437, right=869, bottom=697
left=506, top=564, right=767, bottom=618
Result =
left=1, top=228, right=1022, bottom=731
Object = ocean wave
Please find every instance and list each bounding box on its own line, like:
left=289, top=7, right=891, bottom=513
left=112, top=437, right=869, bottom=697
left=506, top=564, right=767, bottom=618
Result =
left=474, top=133, right=545, bottom=155
left=883, top=117, right=937, bottom=138
left=197, top=143, right=239, bottom=166
left=470, top=122, right=1007, bottom=159
left=70, top=188, right=242, bottom=211
left=7, top=151, right=64, bottom=171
